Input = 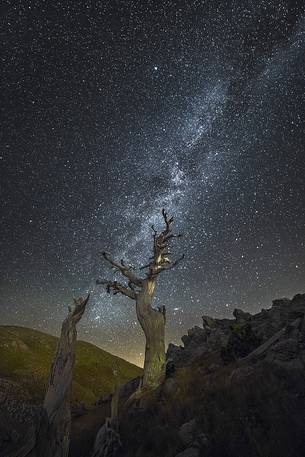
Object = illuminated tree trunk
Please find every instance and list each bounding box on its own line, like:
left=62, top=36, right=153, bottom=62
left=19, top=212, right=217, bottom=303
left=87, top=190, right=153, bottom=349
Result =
left=136, top=281, right=166, bottom=389
left=99, top=209, right=183, bottom=392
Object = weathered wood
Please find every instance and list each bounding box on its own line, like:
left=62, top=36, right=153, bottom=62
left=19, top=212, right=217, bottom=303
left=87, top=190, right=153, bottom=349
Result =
left=36, top=295, right=89, bottom=457
left=99, top=209, right=183, bottom=391
left=91, top=368, right=122, bottom=457
left=136, top=282, right=166, bottom=389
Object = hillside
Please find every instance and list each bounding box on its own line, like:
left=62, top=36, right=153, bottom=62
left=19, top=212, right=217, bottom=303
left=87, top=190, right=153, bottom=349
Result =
left=0, top=325, right=142, bottom=406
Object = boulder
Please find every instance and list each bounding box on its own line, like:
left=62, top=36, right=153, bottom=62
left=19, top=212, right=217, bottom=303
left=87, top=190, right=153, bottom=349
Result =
left=222, top=322, right=261, bottom=362
left=202, top=315, right=216, bottom=329
left=233, top=308, right=251, bottom=322
left=178, top=419, right=197, bottom=447
left=272, top=298, right=291, bottom=308
left=182, top=326, right=207, bottom=347
left=162, top=377, right=180, bottom=396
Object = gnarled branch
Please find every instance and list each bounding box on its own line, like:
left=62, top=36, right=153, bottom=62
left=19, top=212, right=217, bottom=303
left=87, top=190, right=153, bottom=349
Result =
left=158, top=253, right=185, bottom=272
left=145, top=208, right=184, bottom=279
left=102, top=251, right=143, bottom=287
left=96, top=279, right=136, bottom=300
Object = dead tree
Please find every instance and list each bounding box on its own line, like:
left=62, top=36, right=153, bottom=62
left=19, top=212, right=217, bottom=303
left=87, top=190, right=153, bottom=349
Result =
left=97, top=209, right=183, bottom=390
left=36, top=295, right=89, bottom=457
left=91, top=366, right=122, bottom=457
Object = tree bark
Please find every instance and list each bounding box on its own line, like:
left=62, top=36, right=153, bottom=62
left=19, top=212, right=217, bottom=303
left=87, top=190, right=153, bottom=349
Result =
left=136, top=280, right=166, bottom=389
left=36, top=296, right=89, bottom=457
left=99, top=209, right=182, bottom=392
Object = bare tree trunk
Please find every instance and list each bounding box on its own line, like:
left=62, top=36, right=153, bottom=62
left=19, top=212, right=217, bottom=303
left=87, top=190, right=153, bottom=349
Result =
left=136, top=280, right=166, bottom=390
left=36, top=296, right=89, bottom=457
left=99, top=209, right=183, bottom=392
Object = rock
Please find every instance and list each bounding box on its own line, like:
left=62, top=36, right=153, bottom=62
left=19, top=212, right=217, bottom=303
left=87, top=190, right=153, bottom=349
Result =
left=188, top=326, right=207, bottom=342
left=272, top=298, right=291, bottom=308
left=233, top=308, right=251, bottom=322
left=265, top=337, right=304, bottom=369
left=167, top=343, right=183, bottom=360
left=166, top=359, right=176, bottom=376
left=206, top=326, right=230, bottom=348
left=162, top=377, right=179, bottom=396
left=71, top=402, right=88, bottom=417
left=269, top=338, right=298, bottom=360
left=182, top=326, right=207, bottom=347
left=91, top=418, right=122, bottom=457
left=192, top=433, right=208, bottom=448
left=202, top=315, right=216, bottom=329
left=206, top=363, right=221, bottom=373
left=168, top=294, right=305, bottom=369
left=230, top=365, right=254, bottom=382
left=222, top=322, right=261, bottom=362
left=119, top=376, right=141, bottom=399
left=291, top=293, right=305, bottom=308
left=175, top=447, right=200, bottom=457
left=0, top=393, right=39, bottom=457
left=178, top=419, right=197, bottom=447
left=112, top=292, right=305, bottom=457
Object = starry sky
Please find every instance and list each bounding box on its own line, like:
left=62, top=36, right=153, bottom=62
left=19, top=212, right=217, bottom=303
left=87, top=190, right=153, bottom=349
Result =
left=1, top=0, right=305, bottom=366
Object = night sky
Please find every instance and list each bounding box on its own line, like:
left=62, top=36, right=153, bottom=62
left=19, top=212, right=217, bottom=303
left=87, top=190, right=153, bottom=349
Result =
left=1, top=0, right=305, bottom=366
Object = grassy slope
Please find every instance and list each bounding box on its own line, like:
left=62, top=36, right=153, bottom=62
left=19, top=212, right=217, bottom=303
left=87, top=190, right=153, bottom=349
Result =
left=0, top=325, right=142, bottom=405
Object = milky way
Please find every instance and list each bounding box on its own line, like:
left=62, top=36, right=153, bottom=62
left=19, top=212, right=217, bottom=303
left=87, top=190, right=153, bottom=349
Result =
left=1, top=1, right=305, bottom=365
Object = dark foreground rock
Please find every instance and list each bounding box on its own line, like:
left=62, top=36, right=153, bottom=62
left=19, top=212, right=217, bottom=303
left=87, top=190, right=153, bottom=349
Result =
left=0, top=379, right=40, bottom=457
left=167, top=293, right=305, bottom=368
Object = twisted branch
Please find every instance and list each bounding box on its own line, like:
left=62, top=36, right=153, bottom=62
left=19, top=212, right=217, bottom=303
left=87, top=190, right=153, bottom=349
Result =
left=102, top=251, right=143, bottom=287
left=146, top=208, right=184, bottom=278
left=96, top=279, right=136, bottom=300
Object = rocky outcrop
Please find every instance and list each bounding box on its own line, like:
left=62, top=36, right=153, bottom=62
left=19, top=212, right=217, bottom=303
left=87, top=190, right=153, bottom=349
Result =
left=167, top=294, right=305, bottom=369
left=118, top=293, right=305, bottom=457
left=91, top=418, right=122, bottom=457
left=0, top=379, right=40, bottom=456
